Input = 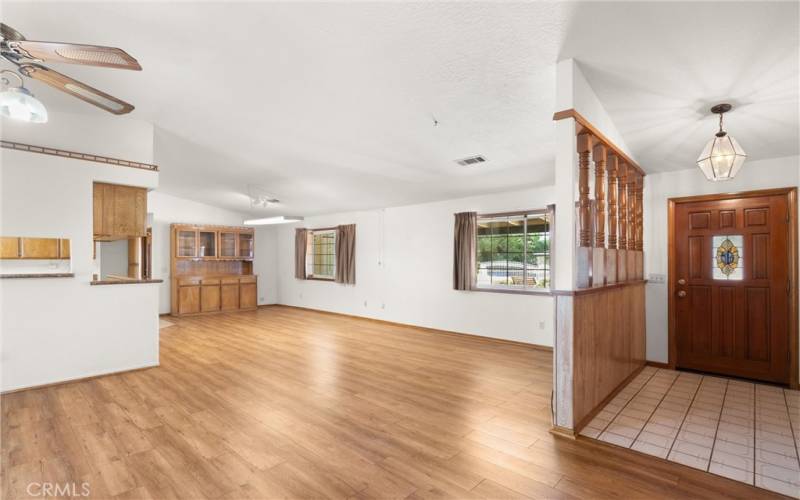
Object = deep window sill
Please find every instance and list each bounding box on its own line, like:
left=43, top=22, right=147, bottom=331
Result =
left=306, top=276, right=335, bottom=282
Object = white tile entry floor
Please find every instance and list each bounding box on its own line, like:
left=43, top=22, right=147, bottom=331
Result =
left=579, top=367, right=800, bottom=498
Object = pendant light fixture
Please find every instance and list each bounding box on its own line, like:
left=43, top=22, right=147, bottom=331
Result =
left=0, top=69, right=47, bottom=123
left=696, top=103, right=746, bottom=181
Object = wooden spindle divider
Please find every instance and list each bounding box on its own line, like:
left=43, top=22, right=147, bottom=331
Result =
left=577, top=133, right=593, bottom=248
left=593, top=143, right=606, bottom=249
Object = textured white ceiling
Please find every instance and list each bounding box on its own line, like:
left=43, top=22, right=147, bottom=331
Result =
left=2, top=2, right=797, bottom=216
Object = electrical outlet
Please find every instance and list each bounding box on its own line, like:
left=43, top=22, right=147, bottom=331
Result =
left=364, top=300, right=368, bottom=307
left=538, top=321, right=545, bottom=330
left=649, top=274, right=666, bottom=284
left=259, top=296, right=264, bottom=301
left=299, top=292, right=303, bottom=299
left=381, top=303, right=385, bottom=309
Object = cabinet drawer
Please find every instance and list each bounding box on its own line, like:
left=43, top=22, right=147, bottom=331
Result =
left=221, top=277, right=240, bottom=284
left=201, top=278, right=221, bottom=285
left=239, top=276, right=257, bottom=284
left=178, top=278, right=201, bottom=286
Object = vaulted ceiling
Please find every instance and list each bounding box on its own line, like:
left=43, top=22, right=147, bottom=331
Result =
left=3, top=2, right=797, bottom=216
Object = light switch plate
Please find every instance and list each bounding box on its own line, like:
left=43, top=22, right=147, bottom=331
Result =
left=648, top=273, right=666, bottom=284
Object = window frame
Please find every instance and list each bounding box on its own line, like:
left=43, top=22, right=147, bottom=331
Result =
left=475, top=206, right=554, bottom=295
left=306, top=227, right=337, bottom=281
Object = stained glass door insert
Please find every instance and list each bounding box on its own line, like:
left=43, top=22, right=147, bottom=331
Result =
left=712, top=234, right=743, bottom=280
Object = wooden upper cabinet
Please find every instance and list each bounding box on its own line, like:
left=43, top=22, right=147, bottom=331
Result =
left=1, top=237, right=20, bottom=258
left=93, top=182, right=147, bottom=239
left=21, top=237, right=59, bottom=259
left=176, top=229, right=198, bottom=258
left=59, top=239, right=71, bottom=259
left=198, top=230, right=217, bottom=259
left=219, top=231, right=238, bottom=258
left=238, top=232, right=254, bottom=259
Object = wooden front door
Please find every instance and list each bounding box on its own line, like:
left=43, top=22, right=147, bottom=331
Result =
left=672, top=190, right=792, bottom=384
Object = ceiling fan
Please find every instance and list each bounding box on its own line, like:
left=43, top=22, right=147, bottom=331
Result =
left=0, top=22, right=141, bottom=119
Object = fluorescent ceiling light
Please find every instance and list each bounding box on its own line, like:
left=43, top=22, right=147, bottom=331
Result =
left=243, top=216, right=304, bottom=226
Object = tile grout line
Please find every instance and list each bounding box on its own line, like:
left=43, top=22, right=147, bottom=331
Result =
left=629, top=370, right=683, bottom=449
left=706, top=378, right=730, bottom=473
left=665, top=374, right=706, bottom=460
left=594, top=368, right=659, bottom=437
left=781, top=388, right=800, bottom=475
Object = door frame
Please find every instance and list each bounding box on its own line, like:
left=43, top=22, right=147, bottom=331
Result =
left=667, top=187, right=798, bottom=388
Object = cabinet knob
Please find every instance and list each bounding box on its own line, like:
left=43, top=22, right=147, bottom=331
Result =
left=677, top=290, right=687, bottom=298
left=677, top=278, right=686, bottom=285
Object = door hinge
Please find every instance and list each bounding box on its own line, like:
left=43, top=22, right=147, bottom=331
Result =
left=788, top=278, right=792, bottom=296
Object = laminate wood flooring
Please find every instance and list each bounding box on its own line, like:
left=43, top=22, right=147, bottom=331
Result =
left=2, top=306, right=785, bottom=499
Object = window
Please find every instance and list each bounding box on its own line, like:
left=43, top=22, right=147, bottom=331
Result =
left=307, top=229, right=336, bottom=279
left=476, top=209, right=551, bottom=290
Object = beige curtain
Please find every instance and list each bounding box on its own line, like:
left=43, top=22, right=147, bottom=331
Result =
left=453, top=212, right=477, bottom=290
left=335, top=224, right=356, bottom=284
left=294, top=228, right=308, bottom=279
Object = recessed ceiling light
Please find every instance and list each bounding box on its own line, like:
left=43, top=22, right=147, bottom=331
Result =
left=243, top=216, right=303, bottom=226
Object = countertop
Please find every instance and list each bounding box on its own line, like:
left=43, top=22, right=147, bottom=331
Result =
left=0, top=273, right=75, bottom=279
left=90, top=278, right=164, bottom=286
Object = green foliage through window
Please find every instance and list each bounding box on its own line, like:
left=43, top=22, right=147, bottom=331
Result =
left=476, top=211, right=550, bottom=289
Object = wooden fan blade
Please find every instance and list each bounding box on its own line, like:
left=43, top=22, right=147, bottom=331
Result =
left=19, top=64, right=134, bottom=115
left=1, top=23, right=26, bottom=41
left=8, top=40, right=141, bottom=70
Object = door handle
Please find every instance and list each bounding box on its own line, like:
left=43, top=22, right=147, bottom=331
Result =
left=677, top=278, right=686, bottom=285
left=677, top=290, right=687, bottom=298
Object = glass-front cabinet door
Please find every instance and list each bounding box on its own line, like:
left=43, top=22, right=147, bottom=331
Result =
left=198, top=230, right=217, bottom=258
left=177, top=229, right=198, bottom=258
left=219, top=231, right=237, bottom=259
left=238, top=232, right=254, bottom=259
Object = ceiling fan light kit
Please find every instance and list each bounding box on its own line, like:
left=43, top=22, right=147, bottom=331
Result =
left=0, top=22, right=141, bottom=121
left=696, top=103, right=747, bottom=181
left=0, top=69, right=47, bottom=122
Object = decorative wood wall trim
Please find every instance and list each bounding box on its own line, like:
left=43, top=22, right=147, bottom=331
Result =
left=1, top=140, right=159, bottom=172
left=552, top=279, right=647, bottom=297
left=552, top=108, right=645, bottom=177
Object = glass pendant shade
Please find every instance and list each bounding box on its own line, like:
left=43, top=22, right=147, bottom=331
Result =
left=696, top=133, right=746, bottom=181
left=0, top=87, right=48, bottom=123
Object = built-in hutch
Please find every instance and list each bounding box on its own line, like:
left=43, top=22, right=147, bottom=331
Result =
left=170, top=224, right=257, bottom=316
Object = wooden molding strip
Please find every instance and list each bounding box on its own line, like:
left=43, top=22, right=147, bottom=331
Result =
left=1, top=363, right=158, bottom=395
left=552, top=278, right=647, bottom=296
left=1, top=140, right=159, bottom=172
left=552, top=109, right=645, bottom=177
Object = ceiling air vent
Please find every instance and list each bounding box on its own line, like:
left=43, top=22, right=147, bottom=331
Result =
left=455, top=155, right=487, bottom=166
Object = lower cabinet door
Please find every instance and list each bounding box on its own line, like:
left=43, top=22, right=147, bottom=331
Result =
left=200, top=285, right=221, bottom=312
left=240, top=283, right=257, bottom=309
left=178, top=285, right=201, bottom=315
left=220, top=284, right=239, bottom=311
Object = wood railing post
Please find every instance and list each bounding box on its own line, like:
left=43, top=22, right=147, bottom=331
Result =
left=592, top=143, right=607, bottom=286
left=635, top=175, right=644, bottom=279
left=617, top=162, right=628, bottom=281
left=606, top=154, right=618, bottom=283
left=626, top=171, right=637, bottom=280
left=576, top=133, right=593, bottom=288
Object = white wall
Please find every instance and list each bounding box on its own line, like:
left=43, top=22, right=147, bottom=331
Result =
left=275, top=187, right=556, bottom=346
left=254, top=226, right=279, bottom=305
left=0, top=149, right=160, bottom=392
left=643, top=155, right=800, bottom=363
left=147, top=191, right=279, bottom=313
